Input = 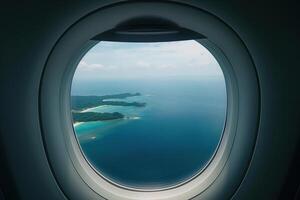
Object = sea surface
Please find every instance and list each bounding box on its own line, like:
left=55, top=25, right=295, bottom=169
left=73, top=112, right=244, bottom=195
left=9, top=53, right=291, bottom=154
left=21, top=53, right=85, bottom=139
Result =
left=72, top=78, right=227, bottom=189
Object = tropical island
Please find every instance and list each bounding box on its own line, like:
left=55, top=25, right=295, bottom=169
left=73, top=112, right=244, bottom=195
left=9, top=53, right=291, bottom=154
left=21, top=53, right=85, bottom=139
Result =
left=73, top=112, right=124, bottom=122
left=71, top=92, right=145, bottom=110
left=72, top=92, right=146, bottom=123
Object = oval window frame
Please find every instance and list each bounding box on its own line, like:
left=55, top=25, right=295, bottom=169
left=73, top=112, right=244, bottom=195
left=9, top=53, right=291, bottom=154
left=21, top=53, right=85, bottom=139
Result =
left=39, top=2, right=260, bottom=200
left=70, top=39, right=229, bottom=191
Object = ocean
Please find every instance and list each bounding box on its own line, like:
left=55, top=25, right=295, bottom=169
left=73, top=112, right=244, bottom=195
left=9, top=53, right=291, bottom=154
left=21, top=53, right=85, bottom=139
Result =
left=71, top=78, right=226, bottom=189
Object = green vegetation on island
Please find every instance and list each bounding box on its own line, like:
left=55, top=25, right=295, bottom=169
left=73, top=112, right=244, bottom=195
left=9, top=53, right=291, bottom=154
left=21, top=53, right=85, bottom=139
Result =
left=72, top=93, right=146, bottom=123
left=71, top=92, right=145, bottom=111
left=98, top=92, right=141, bottom=100
left=73, top=112, right=124, bottom=123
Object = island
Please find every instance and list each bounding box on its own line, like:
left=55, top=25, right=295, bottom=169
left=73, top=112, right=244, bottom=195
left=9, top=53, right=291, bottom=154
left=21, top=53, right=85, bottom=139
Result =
left=71, top=92, right=146, bottom=123
left=71, top=92, right=145, bottom=111
left=72, top=112, right=124, bottom=123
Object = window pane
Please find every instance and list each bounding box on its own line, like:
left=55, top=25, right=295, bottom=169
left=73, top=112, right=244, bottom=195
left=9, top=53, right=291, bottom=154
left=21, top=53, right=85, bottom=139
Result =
left=71, top=40, right=227, bottom=189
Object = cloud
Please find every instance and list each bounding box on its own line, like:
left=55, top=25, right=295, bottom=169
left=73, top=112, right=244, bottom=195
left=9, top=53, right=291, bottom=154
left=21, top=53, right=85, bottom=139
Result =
left=135, top=60, right=151, bottom=68
left=73, top=40, right=223, bottom=80
left=77, top=61, right=105, bottom=71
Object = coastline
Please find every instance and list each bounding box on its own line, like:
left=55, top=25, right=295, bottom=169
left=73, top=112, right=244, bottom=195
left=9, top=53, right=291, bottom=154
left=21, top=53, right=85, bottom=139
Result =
left=125, top=116, right=141, bottom=120
left=72, top=115, right=141, bottom=129
left=73, top=122, right=83, bottom=127
left=80, top=105, right=107, bottom=113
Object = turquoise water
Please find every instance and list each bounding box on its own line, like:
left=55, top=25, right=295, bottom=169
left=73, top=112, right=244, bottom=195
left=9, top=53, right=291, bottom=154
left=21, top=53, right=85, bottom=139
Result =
left=72, top=78, right=226, bottom=189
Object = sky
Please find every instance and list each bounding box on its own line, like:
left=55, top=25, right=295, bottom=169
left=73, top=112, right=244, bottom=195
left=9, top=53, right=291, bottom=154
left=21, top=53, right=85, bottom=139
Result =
left=73, top=40, right=223, bottom=81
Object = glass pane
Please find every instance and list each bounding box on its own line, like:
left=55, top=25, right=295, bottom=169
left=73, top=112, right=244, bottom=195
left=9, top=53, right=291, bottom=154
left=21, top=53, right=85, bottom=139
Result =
left=71, top=40, right=227, bottom=189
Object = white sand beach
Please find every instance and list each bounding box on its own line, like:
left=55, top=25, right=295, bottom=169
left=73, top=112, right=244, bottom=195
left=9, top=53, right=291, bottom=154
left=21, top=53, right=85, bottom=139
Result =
left=73, top=122, right=83, bottom=127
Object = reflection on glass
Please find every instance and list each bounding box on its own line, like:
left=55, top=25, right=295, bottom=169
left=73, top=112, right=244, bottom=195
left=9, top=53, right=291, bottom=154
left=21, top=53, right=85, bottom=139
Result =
left=71, top=40, right=227, bottom=189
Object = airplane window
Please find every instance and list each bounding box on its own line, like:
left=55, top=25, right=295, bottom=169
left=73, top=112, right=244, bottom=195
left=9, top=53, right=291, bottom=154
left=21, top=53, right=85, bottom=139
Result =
left=71, top=40, right=227, bottom=189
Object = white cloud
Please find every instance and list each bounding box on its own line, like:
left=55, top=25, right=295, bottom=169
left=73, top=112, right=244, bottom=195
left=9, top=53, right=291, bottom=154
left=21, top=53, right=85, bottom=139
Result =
left=77, top=61, right=105, bottom=71
left=135, top=60, right=151, bottom=68
left=73, top=40, right=223, bottom=80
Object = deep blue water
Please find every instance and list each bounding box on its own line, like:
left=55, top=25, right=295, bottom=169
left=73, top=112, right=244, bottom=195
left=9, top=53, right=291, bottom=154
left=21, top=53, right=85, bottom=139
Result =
left=72, top=78, right=226, bottom=189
